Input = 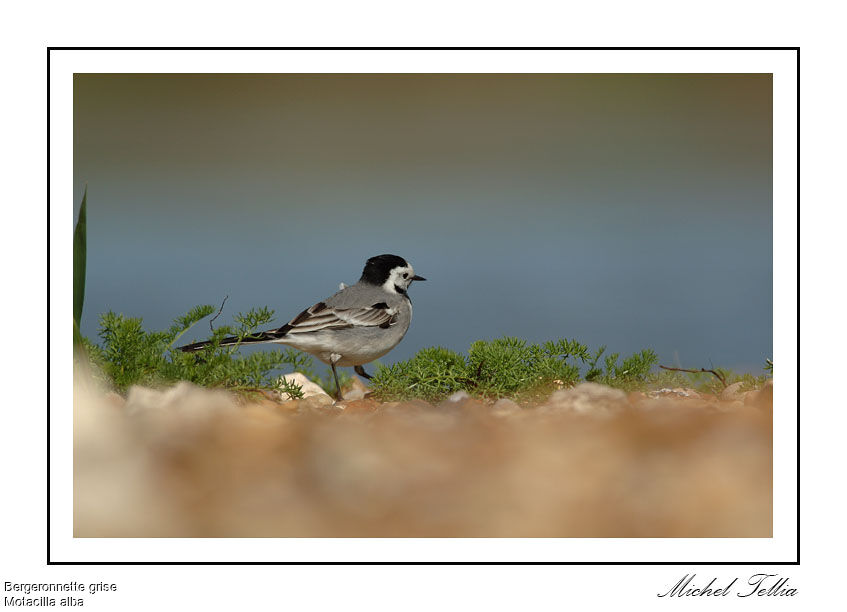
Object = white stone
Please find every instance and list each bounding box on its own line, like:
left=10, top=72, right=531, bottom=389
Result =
left=719, top=381, right=745, bottom=401
left=338, top=376, right=369, bottom=401
left=123, top=382, right=239, bottom=448
left=447, top=391, right=471, bottom=403
left=125, top=381, right=235, bottom=418
left=542, top=382, right=627, bottom=416
left=279, top=372, right=331, bottom=400
left=343, top=388, right=366, bottom=401
left=302, top=393, right=334, bottom=408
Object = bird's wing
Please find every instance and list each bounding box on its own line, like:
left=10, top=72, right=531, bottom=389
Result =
left=276, top=300, right=398, bottom=335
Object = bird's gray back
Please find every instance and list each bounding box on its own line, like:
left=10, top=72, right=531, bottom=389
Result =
left=323, top=282, right=407, bottom=309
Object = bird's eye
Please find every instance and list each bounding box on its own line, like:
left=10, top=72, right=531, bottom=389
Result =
left=402, top=273, right=408, bottom=279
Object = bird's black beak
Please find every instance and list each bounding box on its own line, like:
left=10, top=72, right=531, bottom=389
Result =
left=412, top=275, right=426, bottom=281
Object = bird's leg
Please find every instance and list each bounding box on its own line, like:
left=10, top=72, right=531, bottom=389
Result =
left=330, top=363, right=343, bottom=401
left=354, top=365, right=373, bottom=380
left=330, top=353, right=343, bottom=401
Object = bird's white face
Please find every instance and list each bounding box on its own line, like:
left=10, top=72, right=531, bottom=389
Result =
left=383, top=265, right=424, bottom=294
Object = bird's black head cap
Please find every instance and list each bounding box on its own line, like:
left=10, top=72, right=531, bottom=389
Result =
left=359, top=254, right=409, bottom=285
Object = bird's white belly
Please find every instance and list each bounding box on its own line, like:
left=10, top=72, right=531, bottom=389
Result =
left=271, top=320, right=409, bottom=367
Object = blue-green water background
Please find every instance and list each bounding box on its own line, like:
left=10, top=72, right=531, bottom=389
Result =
left=74, top=74, right=772, bottom=373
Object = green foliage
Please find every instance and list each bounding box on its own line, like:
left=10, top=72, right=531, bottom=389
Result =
left=73, top=187, right=87, bottom=355
left=370, top=337, right=657, bottom=402
left=84, top=305, right=314, bottom=398
left=81, top=298, right=770, bottom=404
left=646, top=368, right=710, bottom=392
left=646, top=365, right=771, bottom=395
left=731, top=371, right=770, bottom=393
left=585, top=348, right=659, bottom=391
left=467, top=337, right=587, bottom=399
left=583, top=345, right=607, bottom=382
left=370, top=347, right=470, bottom=402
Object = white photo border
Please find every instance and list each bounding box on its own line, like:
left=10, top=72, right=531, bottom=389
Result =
left=51, top=47, right=797, bottom=564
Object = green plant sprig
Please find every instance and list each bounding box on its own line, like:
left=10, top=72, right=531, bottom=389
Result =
left=369, top=337, right=659, bottom=402
left=84, top=306, right=316, bottom=399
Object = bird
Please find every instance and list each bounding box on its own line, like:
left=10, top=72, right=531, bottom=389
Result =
left=179, top=254, right=426, bottom=400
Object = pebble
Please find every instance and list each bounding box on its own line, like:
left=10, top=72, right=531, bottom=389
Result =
left=719, top=381, right=745, bottom=401
left=303, top=394, right=334, bottom=408
left=447, top=391, right=471, bottom=403
left=540, top=382, right=627, bottom=416
left=125, top=381, right=235, bottom=417
left=491, top=398, right=521, bottom=416
left=342, top=376, right=371, bottom=401
left=647, top=387, right=700, bottom=399
left=343, top=388, right=366, bottom=401
left=279, top=373, right=332, bottom=401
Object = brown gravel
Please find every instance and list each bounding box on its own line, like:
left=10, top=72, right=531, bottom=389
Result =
left=74, top=379, right=772, bottom=538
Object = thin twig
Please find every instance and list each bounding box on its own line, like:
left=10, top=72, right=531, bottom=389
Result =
left=210, top=295, right=229, bottom=333
left=659, top=365, right=727, bottom=389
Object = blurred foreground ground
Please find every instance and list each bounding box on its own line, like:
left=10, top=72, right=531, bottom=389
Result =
left=74, top=377, right=772, bottom=538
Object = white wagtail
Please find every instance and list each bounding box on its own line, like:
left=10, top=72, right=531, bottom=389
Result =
left=180, top=254, right=425, bottom=400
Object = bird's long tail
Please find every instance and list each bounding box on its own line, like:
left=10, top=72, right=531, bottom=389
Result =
left=179, top=330, right=286, bottom=353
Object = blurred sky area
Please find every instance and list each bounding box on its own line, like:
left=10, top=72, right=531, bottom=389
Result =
left=73, top=74, right=772, bottom=373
